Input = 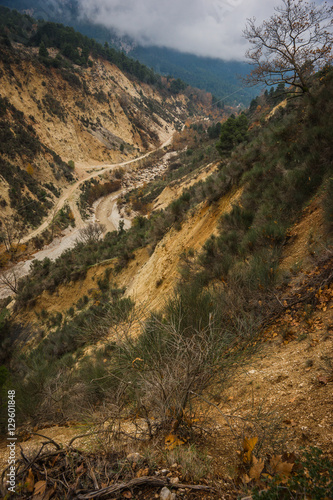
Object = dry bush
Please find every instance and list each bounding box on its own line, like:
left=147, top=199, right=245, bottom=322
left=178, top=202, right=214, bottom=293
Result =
left=102, top=291, right=257, bottom=439
left=171, top=128, right=196, bottom=150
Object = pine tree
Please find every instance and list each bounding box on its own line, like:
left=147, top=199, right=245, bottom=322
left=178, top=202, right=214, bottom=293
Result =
left=39, top=41, right=48, bottom=58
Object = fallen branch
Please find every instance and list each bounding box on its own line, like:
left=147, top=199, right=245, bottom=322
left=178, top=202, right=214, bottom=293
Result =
left=1, top=436, right=215, bottom=499
left=30, top=432, right=61, bottom=450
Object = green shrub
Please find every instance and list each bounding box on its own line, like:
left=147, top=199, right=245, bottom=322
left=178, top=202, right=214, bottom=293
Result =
left=67, top=307, right=75, bottom=317
left=76, top=295, right=89, bottom=310
left=97, top=268, right=112, bottom=292
left=223, top=204, right=254, bottom=232
left=6, top=287, right=134, bottom=426
left=216, top=113, right=249, bottom=155
left=46, top=312, right=63, bottom=328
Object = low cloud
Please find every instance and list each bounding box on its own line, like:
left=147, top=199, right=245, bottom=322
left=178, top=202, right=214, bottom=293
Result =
left=76, top=0, right=279, bottom=60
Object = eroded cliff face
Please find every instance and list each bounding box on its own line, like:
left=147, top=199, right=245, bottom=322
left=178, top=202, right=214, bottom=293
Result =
left=0, top=43, right=194, bottom=225
left=2, top=46, right=187, bottom=162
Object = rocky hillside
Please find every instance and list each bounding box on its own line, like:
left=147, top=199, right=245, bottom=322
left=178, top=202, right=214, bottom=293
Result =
left=0, top=6, right=217, bottom=232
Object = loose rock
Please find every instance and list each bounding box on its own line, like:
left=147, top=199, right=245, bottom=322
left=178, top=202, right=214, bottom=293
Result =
left=160, top=486, right=173, bottom=500
left=126, top=453, right=142, bottom=463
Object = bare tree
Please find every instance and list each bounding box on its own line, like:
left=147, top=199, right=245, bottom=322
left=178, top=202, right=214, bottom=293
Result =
left=0, top=268, right=19, bottom=294
left=77, top=222, right=105, bottom=245
left=243, top=0, right=333, bottom=95
left=0, top=217, right=24, bottom=259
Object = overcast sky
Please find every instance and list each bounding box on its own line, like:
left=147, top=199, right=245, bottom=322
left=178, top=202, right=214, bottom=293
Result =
left=76, top=0, right=281, bottom=60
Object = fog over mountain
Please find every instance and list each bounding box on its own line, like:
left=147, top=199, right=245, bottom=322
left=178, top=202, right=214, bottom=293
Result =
left=76, top=0, right=278, bottom=60
left=4, top=0, right=281, bottom=60
left=0, top=0, right=263, bottom=104
left=3, top=0, right=328, bottom=60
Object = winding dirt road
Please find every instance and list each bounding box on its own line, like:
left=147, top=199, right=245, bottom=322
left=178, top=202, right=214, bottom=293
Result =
left=0, top=133, right=176, bottom=299
left=23, top=132, right=175, bottom=243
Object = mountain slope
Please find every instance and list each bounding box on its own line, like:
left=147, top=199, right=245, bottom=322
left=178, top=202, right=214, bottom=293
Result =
left=0, top=9, right=219, bottom=235
left=128, top=46, right=258, bottom=106
left=0, top=0, right=259, bottom=105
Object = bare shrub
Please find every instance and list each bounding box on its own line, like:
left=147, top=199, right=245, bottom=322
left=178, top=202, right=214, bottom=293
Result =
left=109, top=291, right=256, bottom=437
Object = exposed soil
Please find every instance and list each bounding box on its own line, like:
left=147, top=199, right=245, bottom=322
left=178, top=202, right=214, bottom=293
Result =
left=1, top=60, right=332, bottom=496
left=0, top=49, right=175, bottom=170
left=123, top=187, right=243, bottom=312
left=154, top=162, right=218, bottom=212
left=1, top=201, right=332, bottom=498
left=280, top=194, right=327, bottom=273
left=209, top=312, right=333, bottom=478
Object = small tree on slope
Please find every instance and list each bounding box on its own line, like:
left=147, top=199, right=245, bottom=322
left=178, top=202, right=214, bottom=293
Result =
left=243, top=0, right=333, bottom=95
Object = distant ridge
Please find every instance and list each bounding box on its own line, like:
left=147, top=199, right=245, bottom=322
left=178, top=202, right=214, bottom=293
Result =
left=128, top=45, right=258, bottom=106
left=0, top=0, right=259, bottom=105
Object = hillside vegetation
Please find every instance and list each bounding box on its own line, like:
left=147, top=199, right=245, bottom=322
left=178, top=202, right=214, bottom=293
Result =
left=0, top=27, right=333, bottom=500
